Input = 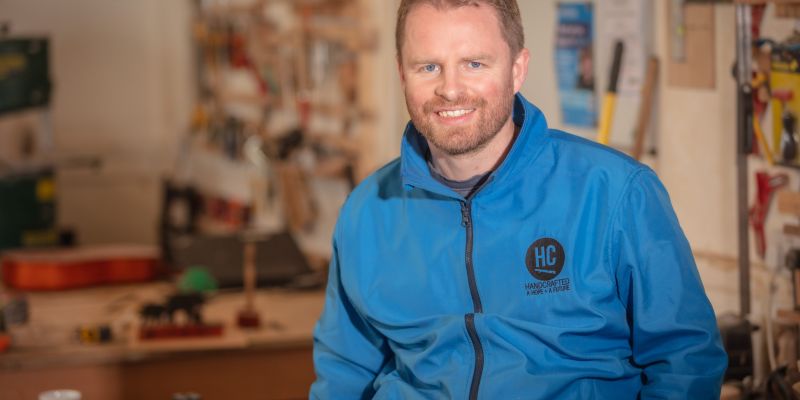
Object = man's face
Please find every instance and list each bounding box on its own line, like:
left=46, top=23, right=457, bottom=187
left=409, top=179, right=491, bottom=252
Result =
left=398, top=3, right=529, bottom=156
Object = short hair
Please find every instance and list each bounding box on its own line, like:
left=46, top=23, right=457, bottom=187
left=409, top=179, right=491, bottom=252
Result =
left=395, top=0, right=525, bottom=59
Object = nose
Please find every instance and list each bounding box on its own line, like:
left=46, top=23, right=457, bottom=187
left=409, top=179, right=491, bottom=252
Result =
left=434, top=67, right=464, bottom=102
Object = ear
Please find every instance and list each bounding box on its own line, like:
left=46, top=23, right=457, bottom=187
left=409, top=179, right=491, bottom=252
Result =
left=512, top=48, right=530, bottom=93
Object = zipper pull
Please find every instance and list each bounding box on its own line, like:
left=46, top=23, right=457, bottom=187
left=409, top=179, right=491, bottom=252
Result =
left=460, top=202, right=471, bottom=227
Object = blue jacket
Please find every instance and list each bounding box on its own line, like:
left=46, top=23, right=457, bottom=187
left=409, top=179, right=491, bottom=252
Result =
left=310, top=94, right=727, bottom=399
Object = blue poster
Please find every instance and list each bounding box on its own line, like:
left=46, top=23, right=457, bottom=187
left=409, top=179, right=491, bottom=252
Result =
left=556, top=3, right=597, bottom=128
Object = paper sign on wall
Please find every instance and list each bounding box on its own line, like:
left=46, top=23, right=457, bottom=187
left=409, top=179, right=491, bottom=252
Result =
left=596, top=0, right=648, bottom=96
left=555, top=3, right=597, bottom=128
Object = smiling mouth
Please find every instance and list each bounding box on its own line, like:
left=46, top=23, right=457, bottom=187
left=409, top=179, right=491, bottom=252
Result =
left=436, top=109, right=475, bottom=118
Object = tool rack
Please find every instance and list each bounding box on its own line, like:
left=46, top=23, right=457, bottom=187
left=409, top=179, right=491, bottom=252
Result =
left=179, top=0, right=378, bottom=243
left=191, top=0, right=377, bottom=177
left=733, top=0, right=800, bottom=318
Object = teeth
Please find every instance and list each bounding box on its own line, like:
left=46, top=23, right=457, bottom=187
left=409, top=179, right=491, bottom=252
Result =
left=438, top=109, right=473, bottom=118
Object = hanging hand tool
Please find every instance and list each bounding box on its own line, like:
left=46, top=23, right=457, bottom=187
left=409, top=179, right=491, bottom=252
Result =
left=632, top=57, right=659, bottom=160
left=773, top=90, right=796, bottom=164
left=753, top=119, right=774, bottom=164
left=597, top=41, right=624, bottom=145
left=750, top=171, right=789, bottom=259
left=781, top=111, right=798, bottom=163
left=751, top=51, right=774, bottom=164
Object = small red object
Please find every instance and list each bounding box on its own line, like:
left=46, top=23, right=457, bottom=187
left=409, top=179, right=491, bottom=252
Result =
left=750, top=171, right=789, bottom=259
left=237, top=310, right=261, bottom=329
left=139, top=323, right=224, bottom=340
left=773, top=90, right=795, bottom=103
left=0, top=334, right=10, bottom=352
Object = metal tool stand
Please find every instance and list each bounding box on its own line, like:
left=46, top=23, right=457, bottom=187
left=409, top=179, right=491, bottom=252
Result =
left=736, top=3, right=753, bottom=318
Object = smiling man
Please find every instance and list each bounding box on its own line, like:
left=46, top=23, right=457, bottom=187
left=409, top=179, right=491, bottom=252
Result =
left=310, top=1, right=727, bottom=399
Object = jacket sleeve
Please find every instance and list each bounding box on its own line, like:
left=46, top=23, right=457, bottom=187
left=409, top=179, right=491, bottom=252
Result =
left=611, top=169, right=727, bottom=399
left=309, top=224, right=390, bottom=399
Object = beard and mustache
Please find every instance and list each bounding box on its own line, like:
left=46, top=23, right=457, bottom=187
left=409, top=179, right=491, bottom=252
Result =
left=406, top=83, right=515, bottom=157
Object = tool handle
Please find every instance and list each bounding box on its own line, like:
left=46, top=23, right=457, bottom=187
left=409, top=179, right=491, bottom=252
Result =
left=753, top=118, right=774, bottom=165
left=632, top=57, right=659, bottom=160
left=597, top=41, right=625, bottom=145
left=607, top=41, right=625, bottom=93
left=597, top=94, right=617, bottom=145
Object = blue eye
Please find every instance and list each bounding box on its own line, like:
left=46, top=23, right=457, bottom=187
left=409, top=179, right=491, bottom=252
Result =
left=423, top=64, right=438, bottom=73
left=468, top=61, right=482, bottom=69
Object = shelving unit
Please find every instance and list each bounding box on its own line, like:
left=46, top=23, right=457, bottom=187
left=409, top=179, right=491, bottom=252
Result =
left=173, top=0, right=377, bottom=253
left=732, top=0, right=800, bottom=318
left=192, top=0, right=376, bottom=172
left=0, top=35, right=58, bottom=250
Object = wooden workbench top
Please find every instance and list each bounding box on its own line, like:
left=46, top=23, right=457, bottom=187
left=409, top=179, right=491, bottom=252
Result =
left=0, top=282, right=325, bottom=371
left=734, top=0, right=800, bottom=4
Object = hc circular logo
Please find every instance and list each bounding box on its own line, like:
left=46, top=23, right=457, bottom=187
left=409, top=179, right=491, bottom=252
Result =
left=525, top=238, right=565, bottom=281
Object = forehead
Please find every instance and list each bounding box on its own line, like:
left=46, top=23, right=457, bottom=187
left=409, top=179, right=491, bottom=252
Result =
left=401, top=3, right=508, bottom=62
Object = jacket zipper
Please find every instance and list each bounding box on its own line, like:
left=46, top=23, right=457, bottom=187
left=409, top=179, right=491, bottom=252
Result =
left=461, top=201, right=483, bottom=400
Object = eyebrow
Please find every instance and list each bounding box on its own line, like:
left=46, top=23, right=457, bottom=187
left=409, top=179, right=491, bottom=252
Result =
left=462, top=54, right=494, bottom=62
left=405, top=57, right=440, bottom=66
left=406, top=54, right=495, bottom=66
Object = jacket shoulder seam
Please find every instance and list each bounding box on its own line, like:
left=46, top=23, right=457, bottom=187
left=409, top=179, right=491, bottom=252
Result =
left=603, top=166, right=649, bottom=276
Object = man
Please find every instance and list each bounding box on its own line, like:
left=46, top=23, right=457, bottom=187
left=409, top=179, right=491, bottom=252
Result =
left=310, top=0, right=727, bottom=398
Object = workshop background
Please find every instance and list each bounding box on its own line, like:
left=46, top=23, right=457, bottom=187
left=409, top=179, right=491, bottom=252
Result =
left=0, top=0, right=798, bottom=399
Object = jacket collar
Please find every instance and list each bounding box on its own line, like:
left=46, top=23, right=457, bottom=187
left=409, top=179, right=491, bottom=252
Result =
left=400, top=93, right=549, bottom=199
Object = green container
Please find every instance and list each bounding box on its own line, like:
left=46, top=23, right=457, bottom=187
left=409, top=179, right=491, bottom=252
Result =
left=0, top=169, right=57, bottom=250
left=0, top=37, right=52, bottom=115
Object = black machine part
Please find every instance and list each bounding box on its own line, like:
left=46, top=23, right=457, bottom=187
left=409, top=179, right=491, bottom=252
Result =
left=782, top=112, right=798, bottom=163
left=158, top=180, right=320, bottom=289
left=719, top=314, right=755, bottom=382
left=169, top=231, right=314, bottom=289
left=140, top=292, right=206, bottom=325
left=785, top=248, right=800, bottom=270
left=765, top=366, right=800, bottom=400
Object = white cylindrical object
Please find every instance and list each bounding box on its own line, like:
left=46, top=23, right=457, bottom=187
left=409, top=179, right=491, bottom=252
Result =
left=39, top=390, right=82, bottom=400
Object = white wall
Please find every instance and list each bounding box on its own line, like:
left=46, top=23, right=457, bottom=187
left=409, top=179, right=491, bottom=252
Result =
left=654, top=3, right=740, bottom=316
left=0, top=0, right=195, bottom=245
left=364, top=0, right=407, bottom=168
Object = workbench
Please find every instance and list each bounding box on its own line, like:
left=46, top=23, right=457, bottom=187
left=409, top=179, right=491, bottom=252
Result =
left=0, top=283, right=325, bottom=400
